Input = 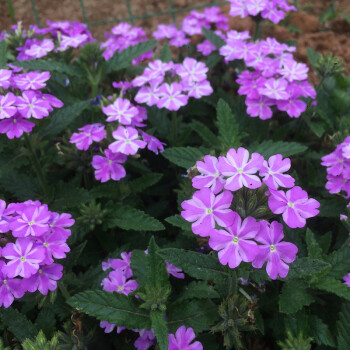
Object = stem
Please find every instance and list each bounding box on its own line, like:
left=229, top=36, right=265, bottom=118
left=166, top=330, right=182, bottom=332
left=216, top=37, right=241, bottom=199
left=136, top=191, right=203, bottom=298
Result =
left=58, top=281, right=71, bottom=300
left=330, top=0, right=335, bottom=14
left=171, top=111, right=178, bottom=145
left=253, top=18, right=262, bottom=41
left=23, top=133, right=49, bottom=199
left=294, top=0, right=298, bottom=9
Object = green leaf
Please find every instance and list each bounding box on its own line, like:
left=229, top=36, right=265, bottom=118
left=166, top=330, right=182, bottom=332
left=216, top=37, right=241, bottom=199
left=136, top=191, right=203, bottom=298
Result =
left=217, top=99, right=241, bottom=151
left=286, top=258, right=330, bottom=280
left=67, top=290, right=151, bottom=329
left=306, top=229, right=322, bottom=259
left=89, top=183, right=121, bottom=199
left=165, top=215, right=191, bottom=231
left=319, top=197, right=347, bottom=217
left=306, top=47, right=321, bottom=67
left=52, top=182, right=91, bottom=210
left=107, top=205, right=165, bottom=231
left=39, top=100, right=91, bottom=137
left=310, top=315, right=336, bottom=347
left=325, top=247, right=350, bottom=279
left=312, top=278, right=350, bottom=300
left=128, top=173, right=163, bottom=194
left=167, top=299, right=218, bottom=333
left=337, top=302, right=350, bottom=349
left=305, top=118, right=325, bottom=138
left=159, top=43, right=172, bottom=62
left=13, top=59, right=84, bottom=77
left=131, top=249, right=148, bottom=286
left=178, top=281, right=220, bottom=302
left=105, top=40, right=157, bottom=74
left=35, top=308, right=56, bottom=336
left=0, top=40, right=7, bottom=68
left=0, top=307, right=38, bottom=342
left=157, top=248, right=229, bottom=282
left=202, top=27, right=225, bottom=49
left=249, top=140, right=308, bottom=158
left=151, top=311, right=168, bottom=350
left=63, top=241, right=87, bottom=268
left=190, top=120, right=217, bottom=146
left=162, top=147, right=208, bottom=169
left=279, top=282, right=314, bottom=314
left=205, top=52, right=222, bottom=69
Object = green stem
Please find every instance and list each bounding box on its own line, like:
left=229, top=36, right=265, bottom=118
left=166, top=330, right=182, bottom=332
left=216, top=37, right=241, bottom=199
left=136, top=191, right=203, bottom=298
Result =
left=330, top=0, right=335, bottom=14
left=294, top=0, right=298, bottom=9
left=23, top=133, right=49, bottom=199
left=58, top=281, right=71, bottom=300
left=253, top=19, right=262, bottom=41
left=171, top=111, right=178, bottom=145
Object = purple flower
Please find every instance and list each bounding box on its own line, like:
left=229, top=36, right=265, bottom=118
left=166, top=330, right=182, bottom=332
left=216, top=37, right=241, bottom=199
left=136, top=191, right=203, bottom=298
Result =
left=24, top=39, right=54, bottom=58
left=135, top=85, right=160, bottom=107
left=58, top=33, right=88, bottom=51
left=0, top=261, right=25, bottom=308
left=166, top=262, right=185, bottom=279
left=0, top=114, right=35, bottom=139
left=141, top=132, right=165, bottom=155
left=268, top=186, right=320, bottom=228
left=218, top=147, right=264, bottom=191
left=102, top=252, right=133, bottom=279
left=14, top=72, right=51, bottom=90
left=156, top=83, right=188, bottom=111
left=0, top=93, right=17, bottom=119
left=181, top=188, right=234, bottom=237
left=278, top=60, right=309, bottom=82
left=168, top=326, right=203, bottom=350
left=16, top=91, right=51, bottom=119
left=209, top=212, right=260, bottom=268
left=321, top=146, right=347, bottom=176
left=344, top=273, right=350, bottom=287
left=2, top=238, right=45, bottom=278
left=92, top=149, right=127, bottom=183
left=245, top=96, right=274, bottom=120
left=259, top=154, right=295, bottom=190
left=0, top=199, right=10, bottom=233
left=48, top=212, right=74, bottom=238
left=36, top=232, right=70, bottom=264
left=109, top=126, right=146, bottom=155
left=102, top=97, right=138, bottom=125
left=102, top=269, right=138, bottom=295
left=70, top=123, right=106, bottom=151
left=252, top=221, right=298, bottom=280
left=259, top=78, right=290, bottom=100
left=0, top=69, right=12, bottom=89
left=176, top=58, right=208, bottom=84
left=134, top=329, right=156, bottom=350
left=192, top=155, right=225, bottom=194
left=10, top=204, right=51, bottom=237
left=185, top=80, right=213, bottom=99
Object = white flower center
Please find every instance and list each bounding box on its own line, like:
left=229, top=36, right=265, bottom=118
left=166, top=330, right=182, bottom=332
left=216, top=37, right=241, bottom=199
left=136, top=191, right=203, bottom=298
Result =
left=287, top=202, right=294, bottom=208
left=206, top=208, right=213, bottom=214
left=270, top=244, right=276, bottom=252
left=232, top=236, right=239, bottom=244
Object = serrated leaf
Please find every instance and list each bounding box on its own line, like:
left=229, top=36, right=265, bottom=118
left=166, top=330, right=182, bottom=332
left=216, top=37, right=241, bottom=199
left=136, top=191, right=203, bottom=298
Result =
left=178, top=281, right=220, bottom=302
left=105, top=40, right=156, bottom=74
left=202, top=27, right=225, bottom=49
left=129, top=173, right=163, bottom=194
left=162, top=147, right=208, bottom=169
left=0, top=40, right=7, bottom=68
left=151, top=311, right=168, bottom=350
left=0, top=307, right=38, bottom=342
left=167, top=299, right=218, bottom=333
left=52, top=182, right=91, bottom=210
left=67, top=290, right=151, bottom=329
left=279, top=282, right=314, bottom=314
left=337, top=302, right=350, bottom=349
left=39, top=100, right=91, bottom=137
left=205, top=52, right=222, bottom=69
left=305, top=118, right=325, bottom=137
left=63, top=241, right=87, bottom=268
left=306, top=47, right=320, bottom=67
left=89, top=183, right=121, bottom=199
left=190, top=120, right=217, bottom=146
left=159, top=43, right=172, bottom=62
left=312, top=278, right=350, bottom=300
left=131, top=249, right=148, bottom=286
left=13, top=59, right=84, bottom=77
left=165, top=215, right=191, bottom=231
left=157, top=248, right=229, bottom=282
left=35, top=308, right=56, bottom=336
left=310, top=315, right=336, bottom=347
left=285, top=258, right=330, bottom=280
left=107, top=205, right=164, bottom=231
left=325, top=247, right=350, bottom=279
left=306, top=229, right=322, bottom=259
left=249, top=140, right=308, bottom=158
left=217, top=99, right=241, bottom=151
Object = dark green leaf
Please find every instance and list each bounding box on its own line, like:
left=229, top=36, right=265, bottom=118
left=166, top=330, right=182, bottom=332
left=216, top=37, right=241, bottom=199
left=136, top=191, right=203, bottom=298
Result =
left=202, top=27, right=225, bottom=49
left=159, top=43, right=172, bottom=62
left=325, top=247, right=350, bottom=279
left=337, top=302, right=350, bottom=349
left=107, top=205, right=165, bottom=231
left=286, top=258, right=330, bottom=280
left=178, top=281, right=220, bottom=301
left=0, top=40, right=7, bottom=68
left=67, top=290, right=151, bottom=329
left=312, top=278, right=350, bottom=300
left=306, top=229, right=322, bottom=259
left=205, top=52, right=222, bottom=69
left=306, top=47, right=321, bottom=67
left=157, top=248, right=229, bottom=282
left=279, top=282, right=314, bottom=314
left=319, top=197, right=347, bottom=217
left=129, top=173, right=163, bottom=194
left=151, top=311, right=168, bottom=350
left=305, top=118, right=325, bottom=138
left=190, top=120, right=217, bottom=146
left=310, top=315, right=336, bottom=347
left=131, top=249, right=148, bottom=286
left=249, top=140, right=308, bottom=158
left=165, top=215, right=191, bottom=231
left=162, top=147, right=208, bottom=169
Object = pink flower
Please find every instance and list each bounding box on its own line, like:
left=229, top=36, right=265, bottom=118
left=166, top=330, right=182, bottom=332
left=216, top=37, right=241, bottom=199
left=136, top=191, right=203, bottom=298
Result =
left=321, top=147, right=347, bottom=176
left=36, top=232, right=70, bottom=265
left=0, top=69, right=12, bottom=89
left=344, top=273, right=350, bottom=287
left=134, top=329, right=156, bottom=350
left=181, top=188, right=234, bottom=237
left=268, top=186, right=320, bottom=228
left=14, top=72, right=51, bottom=90
left=102, top=252, right=133, bottom=279
left=102, top=97, right=138, bottom=124
left=10, top=204, right=51, bottom=237
left=218, top=147, right=264, bottom=191
left=176, top=58, right=208, bottom=84
left=166, top=262, right=185, bottom=279
left=92, top=149, right=127, bottom=183
left=278, top=60, right=309, bottom=82
left=24, top=39, right=54, bottom=58
left=192, top=155, right=225, bottom=194
left=22, top=263, right=63, bottom=295
left=209, top=212, right=260, bottom=268
left=156, top=83, right=188, bottom=111
left=259, top=154, right=295, bottom=190
left=16, top=91, right=51, bottom=119
left=168, top=326, right=203, bottom=350
left=0, top=93, right=17, bottom=119
left=70, top=123, right=106, bottom=151
left=0, top=115, right=35, bottom=138
left=259, top=78, right=290, bottom=100
left=134, top=84, right=160, bottom=107
left=141, top=132, right=165, bottom=154
left=58, top=33, right=88, bottom=51
left=48, top=212, right=74, bottom=238
left=252, top=221, right=298, bottom=280
left=109, top=126, right=146, bottom=155
left=185, top=80, right=213, bottom=99
left=2, top=238, right=45, bottom=278
left=102, top=269, right=138, bottom=295
left=245, top=96, right=274, bottom=120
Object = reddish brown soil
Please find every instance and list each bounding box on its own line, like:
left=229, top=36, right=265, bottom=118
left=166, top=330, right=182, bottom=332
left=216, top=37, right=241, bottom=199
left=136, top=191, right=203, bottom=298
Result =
left=1, top=0, right=350, bottom=75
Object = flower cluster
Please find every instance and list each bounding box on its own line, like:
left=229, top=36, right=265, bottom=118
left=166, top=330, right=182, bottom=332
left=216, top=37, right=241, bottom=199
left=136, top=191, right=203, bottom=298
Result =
left=153, top=6, right=228, bottom=48
left=220, top=35, right=315, bottom=119
left=133, top=58, right=213, bottom=111
left=99, top=251, right=185, bottom=349
left=70, top=95, right=165, bottom=183
left=321, top=136, right=350, bottom=198
left=0, top=68, right=63, bottom=139
left=181, top=148, right=320, bottom=279
left=228, top=0, right=296, bottom=23
left=101, top=22, right=152, bottom=63
left=3, top=21, right=93, bottom=60
left=0, top=199, right=74, bottom=308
